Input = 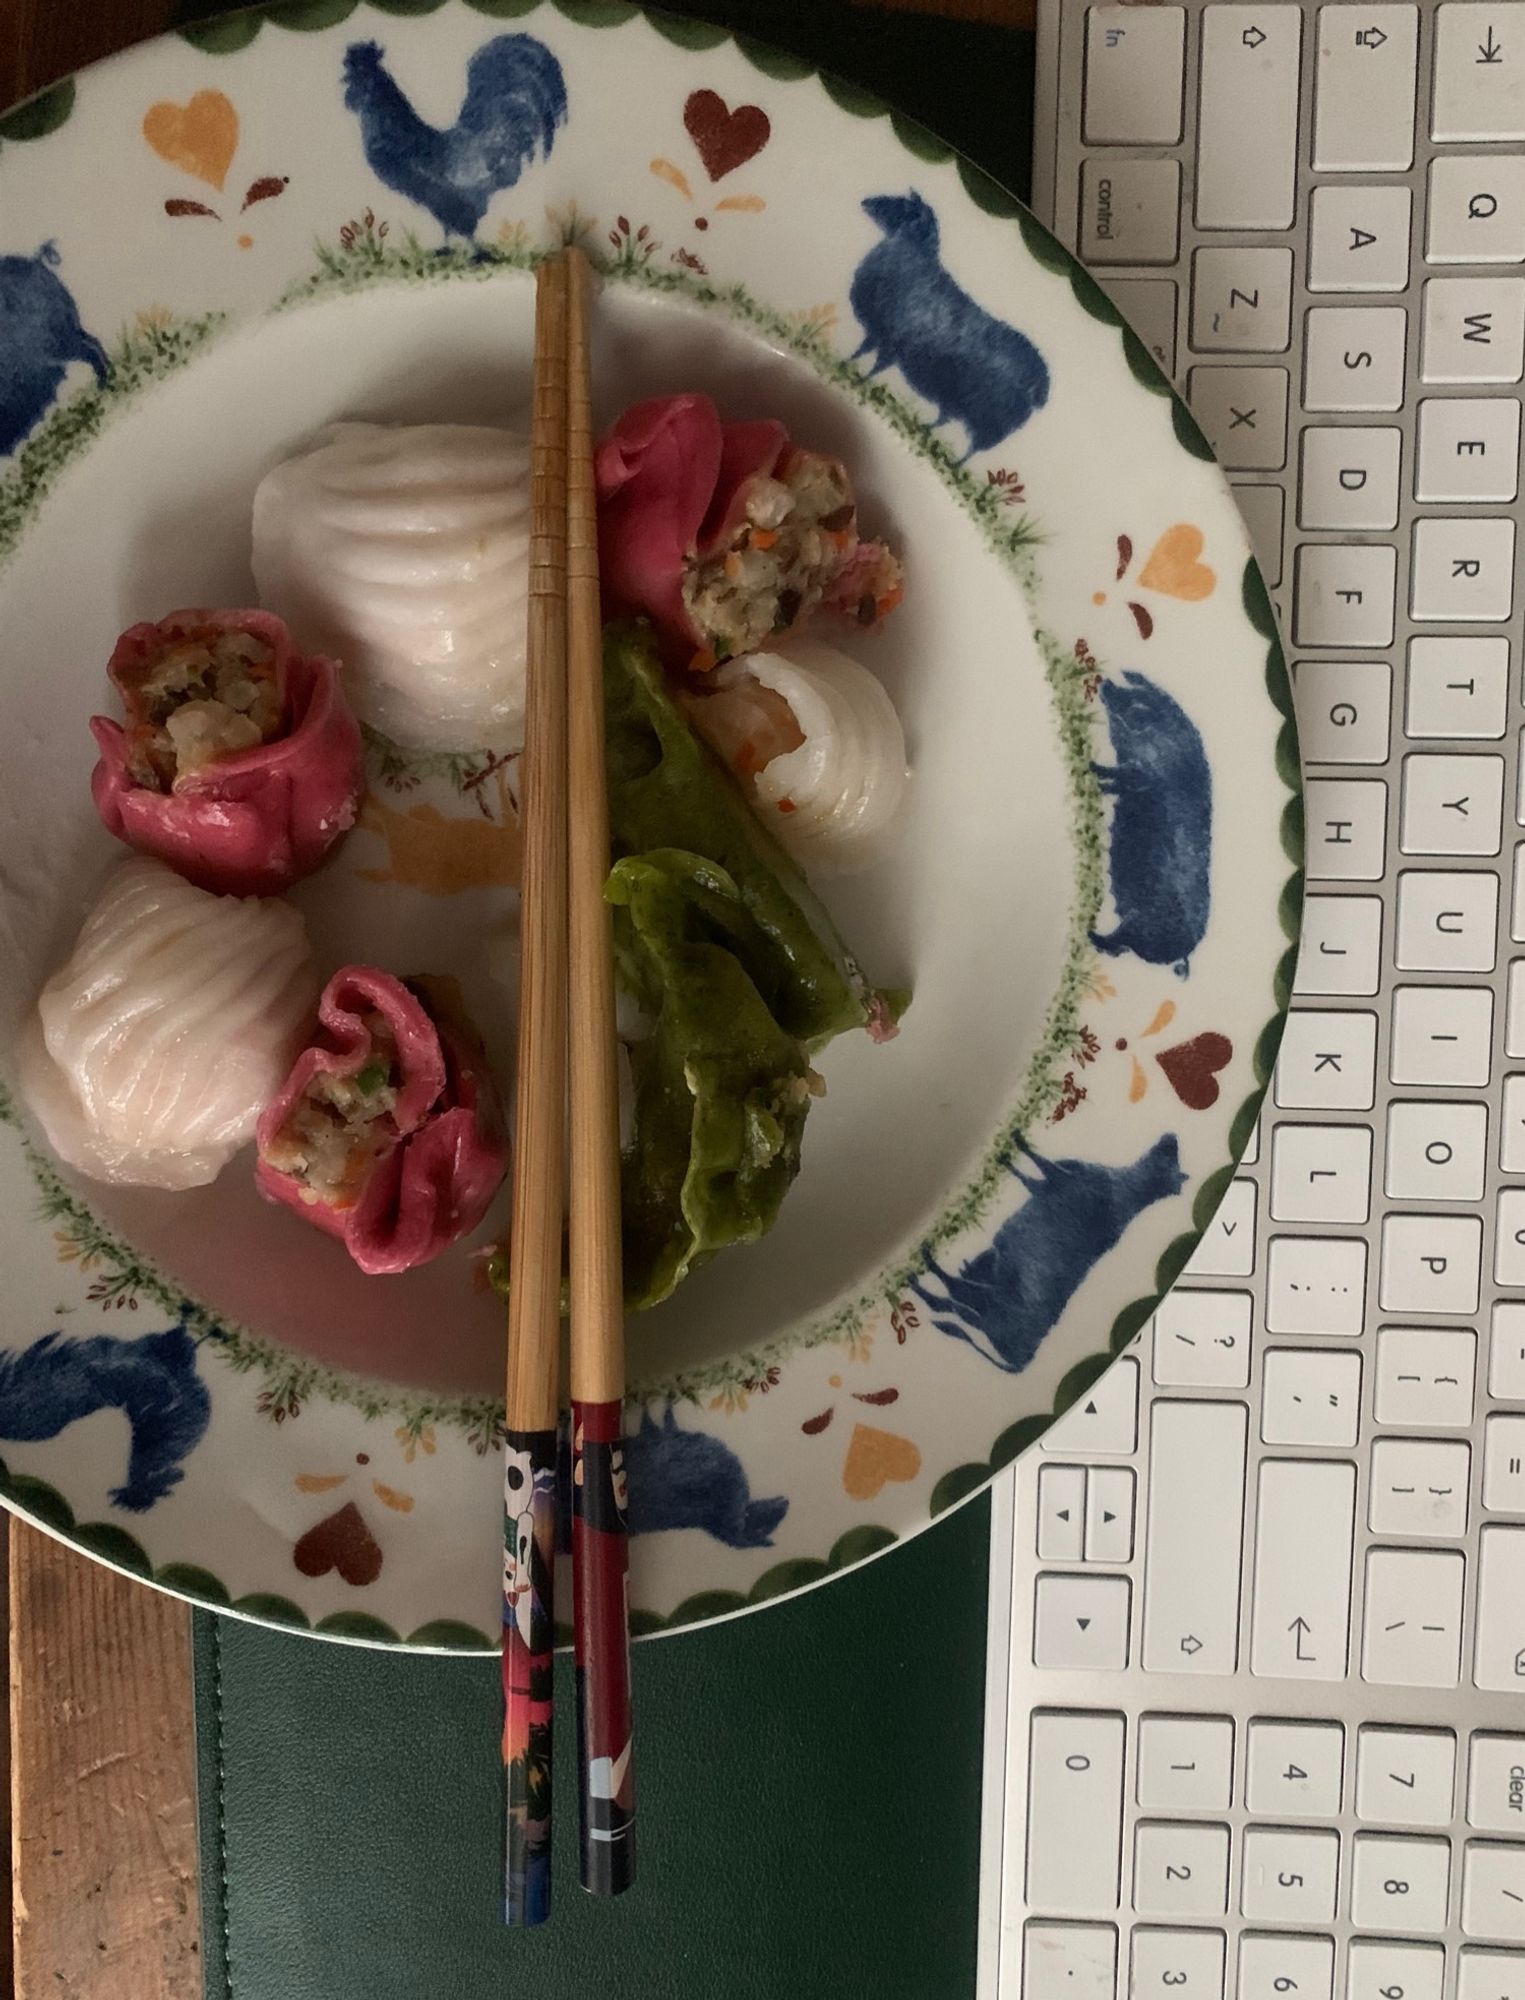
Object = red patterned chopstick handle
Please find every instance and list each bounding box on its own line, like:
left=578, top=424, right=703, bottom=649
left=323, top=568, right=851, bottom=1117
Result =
left=503, top=1426, right=558, bottom=1925
left=572, top=1398, right=635, bottom=1895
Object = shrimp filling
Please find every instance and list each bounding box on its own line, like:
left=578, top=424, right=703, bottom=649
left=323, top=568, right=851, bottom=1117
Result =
left=684, top=676, right=805, bottom=790
left=120, top=630, right=281, bottom=790
left=261, top=1014, right=400, bottom=1210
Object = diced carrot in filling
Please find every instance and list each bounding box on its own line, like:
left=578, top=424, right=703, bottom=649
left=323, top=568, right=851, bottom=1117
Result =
left=260, top=1013, right=400, bottom=1210
left=119, top=629, right=281, bottom=791
left=680, top=452, right=857, bottom=662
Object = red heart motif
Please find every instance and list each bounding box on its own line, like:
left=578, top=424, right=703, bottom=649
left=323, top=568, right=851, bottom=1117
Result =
left=683, top=89, right=771, bottom=182
left=1155, top=1031, right=1233, bottom=1111
left=293, top=1501, right=383, bottom=1587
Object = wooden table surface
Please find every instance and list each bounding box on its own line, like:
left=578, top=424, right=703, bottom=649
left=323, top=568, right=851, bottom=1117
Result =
left=0, top=1, right=1035, bottom=1993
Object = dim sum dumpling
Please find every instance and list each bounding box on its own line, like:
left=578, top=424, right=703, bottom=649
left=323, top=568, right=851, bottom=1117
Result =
left=19, top=857, right=317, bottom=1189
left=252, top=422, right=532, bottom=754
left=684, top=641, right=909, bottom=874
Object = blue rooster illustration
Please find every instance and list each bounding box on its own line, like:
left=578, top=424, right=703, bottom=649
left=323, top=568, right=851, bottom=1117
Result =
left=0, top=242, right=108, bottom=459
left=850, top=191, right=1050, bottom=460
left=342, top=34, right=568, bottom=244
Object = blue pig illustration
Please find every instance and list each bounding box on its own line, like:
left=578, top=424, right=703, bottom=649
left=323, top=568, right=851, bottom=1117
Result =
left=912, top=1134, right=1186, bottom=1373
left=0, top=242, right=109, bottom=458
left=623, top=1405, right=787, bottom=1549
left=1091, top=670, right=1212, bottom=976
left=850, top=192, right=1049, bottom=460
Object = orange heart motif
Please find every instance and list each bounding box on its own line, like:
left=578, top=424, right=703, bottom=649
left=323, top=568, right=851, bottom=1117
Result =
left=1139, top=523, right=1216, bottom=603
left=143, top=91, right=239, bottom=192
left=842, top=1423, right=922, bottom=1500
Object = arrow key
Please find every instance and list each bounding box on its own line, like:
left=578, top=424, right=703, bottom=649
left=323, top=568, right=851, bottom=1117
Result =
left=1037, top=1463, right=1086, bottom=1562
left=1042, top=1356, right=1139, bottom=1455
left=1085, top=1466, right=1137, bottom=1563
left=1034, top=1573, right=1132, bottom=1671
left=1435, top=5, right=1525, bottom=140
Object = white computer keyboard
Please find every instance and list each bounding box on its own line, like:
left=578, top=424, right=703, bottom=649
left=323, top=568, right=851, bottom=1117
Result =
left=982, top=4, right=1525, bottom=1997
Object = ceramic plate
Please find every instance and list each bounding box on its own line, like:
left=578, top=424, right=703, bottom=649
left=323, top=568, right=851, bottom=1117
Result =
left=0, top=0, right=1298, bottom=1648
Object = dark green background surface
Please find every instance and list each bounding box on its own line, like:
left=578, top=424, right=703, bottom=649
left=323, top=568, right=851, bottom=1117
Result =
left=194, top=6, right=1033, bottom=1994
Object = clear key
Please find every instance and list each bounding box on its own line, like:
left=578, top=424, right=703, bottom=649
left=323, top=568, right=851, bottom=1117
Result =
left=1314, top=4, right=1419, bottom=170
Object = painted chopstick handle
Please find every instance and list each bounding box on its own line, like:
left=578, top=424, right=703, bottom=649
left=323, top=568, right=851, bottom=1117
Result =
left=572, top=1399, right=635, bottom=1896
left=503, top=1425, right=558, bottom=1925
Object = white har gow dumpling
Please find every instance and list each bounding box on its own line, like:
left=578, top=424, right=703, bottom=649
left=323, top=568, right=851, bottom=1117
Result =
left=686, top=641, right=909, bottom=874
left=20, top=857, right=317, bottom=1190
left=252, top=422, right=531, bottom=754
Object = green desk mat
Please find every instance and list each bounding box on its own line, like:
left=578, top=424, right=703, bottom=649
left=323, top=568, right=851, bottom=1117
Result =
left=190, top=6, right=1032, bottom=1993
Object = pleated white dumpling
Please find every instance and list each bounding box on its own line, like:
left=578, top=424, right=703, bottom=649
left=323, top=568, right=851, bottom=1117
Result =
left=20, top=857, right=317, bottom=1189
left=252, top=422, right=532, bottom=753
left=687, top=642, right=909, bottom=874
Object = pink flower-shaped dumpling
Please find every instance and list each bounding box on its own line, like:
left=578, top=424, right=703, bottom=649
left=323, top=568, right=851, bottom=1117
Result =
left=90, top=608, right=364, bottom=897
left=255, top=967, right=508, bottom=1276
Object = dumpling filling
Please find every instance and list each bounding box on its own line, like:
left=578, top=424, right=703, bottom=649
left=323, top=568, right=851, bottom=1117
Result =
left=260, top=1013, right=399, bottom=1210
left=117, top=628, right=282, bottom=790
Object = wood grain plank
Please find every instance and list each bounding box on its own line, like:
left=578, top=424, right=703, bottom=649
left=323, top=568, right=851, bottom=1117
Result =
left=11, top=1522, right=201, bottom=2000
left=3, top=0, right=174, bottom=103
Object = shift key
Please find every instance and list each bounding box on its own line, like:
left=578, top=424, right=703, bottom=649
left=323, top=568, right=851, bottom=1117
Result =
left=1143, top=1400, right=1248, bottom=1673
left=1081, top=158, right=1182, bottom=266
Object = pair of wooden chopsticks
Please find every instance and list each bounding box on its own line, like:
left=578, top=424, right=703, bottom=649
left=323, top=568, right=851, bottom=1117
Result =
left=502, top=247, right=633, bottom=1927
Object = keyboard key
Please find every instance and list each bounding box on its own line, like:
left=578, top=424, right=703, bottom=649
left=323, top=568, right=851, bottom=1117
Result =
left=1042, top=1356, right=1139, bottom=1455
left=1422, top=277, right=1525, bottom=382
left=1306, top=780, right=1388, bottom=880
left=1374, top=1325, right=1477, bottom=1428
left=1276, top=1010, right=1378, bottom=1108
left=1233, top=484, right=1284, bottom=585
left=1271, top=1124, right=1372, bottom=1224
left=1412, top=517, right=1516, bottom=621
left=1251, top=1459, right=1356, bottom=1679
left=1137, top=1715, right=1235, bottom=1813
left=1494, top=1303, right=1525, bottom=1399
left=1084, top=6, right=1187, bottom=143
left=1033, top=1573, right=1131, bottom=1671
left=1469, top=1733, right=1525, bottom=1832
left=1459, top=1949, right=1525, bottom=2000
left=1151, top=1289, right=1253, bottom=1389
left=1267, top=1236, right=1368, bottom=1335
left=1515, top=846, right=1525, bottom=940
left=1142, top=1400, right=1248, bottom=1675
left=1417, top=398, right=1522, bottom=502
left=1363, top=1547, right=1466, bottom=1687
left=1356, top=1728, right=1457, bottom=1827
left=1396, top=870, right=1499, bottom=972
left=1239, top=1931, right=1334, bottom=2000
left=1026, top=1711, right=1125, bottom=1914
left=1300, top=425, right=1402, bottom=531
left=1352, top=1833, right=1452, bottom=1932
left=1192, top=248, right=1294, bottom=352
left=1037, top=1463, right=1085, bottom=1561
left=1475, top=1526, right=1525, bottom=1689
left=1511, top=967, right=1525, bottom=1055
left=1246, top=1720, right=1345, bottom=1817
left=1081, top=157, right=1181, bottom=265
left=1485, top=1416, right=1525, bottom=1513
left=1084, top=1467, right=1135, bottom=1562
left=1347, top=1940, right=1445, bottom=2000
left=1496, top=1188, right=1525, bottom=1285
left=1464, top=1843, right=1525, bottom=1942
left=1196, top=6, right=1301, bottom=230
left=1242, top=1827, right=1339, bottom=1923
left=1434, top=4, right=1525, bottom=141
left=1184, top=1179, right=1256, bottom=1278
left=1106, top=278, right=1177, bottom=376
left=1390, top=983, right=1494, bottom=1084
left=1294, top=545, right=1397, bottom=648
left=1401, top=756, right=1507, bottom=858
left=1297, top=897, right=1383, bottom=996
left=1386, top=1099, right=1489, bottom=1199
left=1189, top=366, right=1289, bottom=470
left=1313, top=4, right=1418, bottom=169
left=1133, top=1821, right=1230, bottom=1918
left=1429, top=154, right=1525, bottom=263
left=1296, top=661, right=1392, bottom=766
left=1309, top=185, right=1412, bottom=292
left=1023, top=1921, right=1118, bottom=1999
left=1407, top=636, right=1510, bottom=739
left=1304, top=306, right=1407, bottom=411
left=1380, top=1212, right=1483, bottom=1313
left=1131, top=1927, right=1226, bottom=2000
left=1368, top=1436, right=1471, bottom=1536
left=1500, top=1073, right=1525, bottom=1170
left=1261, top=1348, right=1362, bottom=1447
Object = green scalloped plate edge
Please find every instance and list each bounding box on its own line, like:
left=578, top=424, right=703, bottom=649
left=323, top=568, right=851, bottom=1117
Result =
left=0, top=0, right=1302, bottom=1650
